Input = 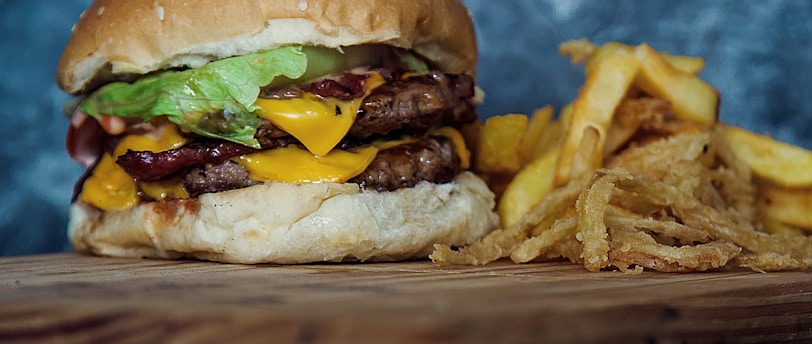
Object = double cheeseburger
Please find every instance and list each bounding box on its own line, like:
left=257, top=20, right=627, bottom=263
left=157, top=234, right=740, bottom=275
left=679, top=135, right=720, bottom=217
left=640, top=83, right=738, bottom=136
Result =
left=57, top=0, right=498, bottom=263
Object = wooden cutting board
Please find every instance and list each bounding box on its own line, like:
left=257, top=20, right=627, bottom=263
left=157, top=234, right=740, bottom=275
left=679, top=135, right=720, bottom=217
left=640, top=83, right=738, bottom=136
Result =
left=1, top=253, right=811, bottom=343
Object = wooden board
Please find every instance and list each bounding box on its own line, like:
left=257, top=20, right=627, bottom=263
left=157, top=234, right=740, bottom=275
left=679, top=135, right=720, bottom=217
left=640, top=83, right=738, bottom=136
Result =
left=1, top=253, right=811, bottom=343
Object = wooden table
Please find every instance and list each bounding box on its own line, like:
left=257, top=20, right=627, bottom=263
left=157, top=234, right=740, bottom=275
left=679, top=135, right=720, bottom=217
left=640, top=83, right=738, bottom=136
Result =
left=1, top=253, right=811, bottom=343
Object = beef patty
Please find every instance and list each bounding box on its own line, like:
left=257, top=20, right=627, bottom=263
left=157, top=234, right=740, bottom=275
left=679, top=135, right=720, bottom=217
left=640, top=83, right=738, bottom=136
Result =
left=181, top=135, right=460, bottom=198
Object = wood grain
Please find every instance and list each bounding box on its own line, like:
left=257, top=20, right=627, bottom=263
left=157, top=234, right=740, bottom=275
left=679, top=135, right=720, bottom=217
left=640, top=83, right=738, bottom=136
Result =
left=1, top=253, right=811, bottom=343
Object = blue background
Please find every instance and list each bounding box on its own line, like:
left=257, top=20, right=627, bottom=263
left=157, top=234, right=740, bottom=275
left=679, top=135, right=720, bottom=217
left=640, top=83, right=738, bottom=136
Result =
left=1, top=0, right=810, bottom=256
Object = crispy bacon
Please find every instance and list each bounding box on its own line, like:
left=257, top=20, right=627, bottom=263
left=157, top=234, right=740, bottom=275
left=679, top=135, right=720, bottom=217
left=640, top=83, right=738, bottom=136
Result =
left=116, top=141, right=260, bottom=181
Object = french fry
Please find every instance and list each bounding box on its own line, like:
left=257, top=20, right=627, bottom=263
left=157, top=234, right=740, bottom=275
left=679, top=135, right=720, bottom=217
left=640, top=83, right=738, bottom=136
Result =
left=530, top=103, right=572, bottom=162
left=757, top=185, right=812, bottom=232
left=499, top=146, right=560, bottom=228
left=582, top=42, right=630, bottom=75
left=474, top=114, right=528, bottom=175
left=661, top=53, right=705, bottom=76
left=557, top=38, right=597, bottom=65
left=555, top=54, right=641, bottom=186
left=558, top=102, right=574, bottom=128
left=604, top=116, right=640, bottom=156
left=520, top=105, right=553, bottom=164
left=723, top=124, right=812, bottom=188
left=633, top=43, right=718, bottom=127
left=761, top=216, right=807, bottom=237
left=582, top=41, right=705, bottom=76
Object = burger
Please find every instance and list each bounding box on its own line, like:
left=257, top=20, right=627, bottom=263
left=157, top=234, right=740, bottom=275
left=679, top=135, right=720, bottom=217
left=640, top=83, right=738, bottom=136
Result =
left=57, top=0, right=498, bottom=263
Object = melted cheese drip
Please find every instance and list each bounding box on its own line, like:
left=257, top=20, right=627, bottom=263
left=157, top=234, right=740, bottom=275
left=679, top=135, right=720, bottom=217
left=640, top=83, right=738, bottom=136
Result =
left=81, top=125, right=188, bottom=210
left=81, top=153, right=139, bottom=211
left=237, top=136, right=418, bottom=184
left=253, top=72, right=385, bottom=156
left=238, top=145, right=379, bottom=184
left=139, top=175, right=189, bottom=201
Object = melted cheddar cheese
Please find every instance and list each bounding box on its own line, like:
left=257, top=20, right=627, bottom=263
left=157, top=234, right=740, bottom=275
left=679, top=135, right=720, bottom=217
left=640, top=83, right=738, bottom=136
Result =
left=81, top=125, right=188, bottom=210
left=238, top=145, right=379, bottom=184
left=253, top=72, right=385, bottom=156
left=81, top=153, right=139, bottom=211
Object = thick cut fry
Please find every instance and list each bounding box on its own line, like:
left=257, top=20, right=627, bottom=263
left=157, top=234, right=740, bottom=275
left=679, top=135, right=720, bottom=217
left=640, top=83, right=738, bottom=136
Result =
left=582, top=42, right=631, bottom=75
left=555, top=54, right=641, bottom=186
left=499, top=146, right=560, bottom=228
left=761, top=216, right=808, bottom=237
left=558, top=38, right=597, bottom=65
left=581, top=41, right=705, bottom=76
left=661, top=54, right=705, bottom=76
left=634, top=43, right=718, bottom=127
left=558, top=102, right=574, bottom=128
left=757, top=186, right=812, bottom=231
left=532, top=104, right=572, bottom=162
left=521, top=105, right=553, bottom=163
left=723, top=124, right=812, bottom=188
left=474, top=114, right=528, bottom=175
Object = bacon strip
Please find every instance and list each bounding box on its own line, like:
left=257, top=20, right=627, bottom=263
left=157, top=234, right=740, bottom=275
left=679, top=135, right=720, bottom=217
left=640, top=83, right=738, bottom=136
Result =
left=116, top=141, right=259, bottom=181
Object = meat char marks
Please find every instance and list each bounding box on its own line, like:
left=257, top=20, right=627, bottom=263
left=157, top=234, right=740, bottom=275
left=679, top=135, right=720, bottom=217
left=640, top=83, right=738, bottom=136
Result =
left=350, top=70, right=475, bottom=138
left=114, top=69, right=477, bottom=198
left=183, top=135, right=460, bottom=197
left=349, top=135, right=461, bottom=192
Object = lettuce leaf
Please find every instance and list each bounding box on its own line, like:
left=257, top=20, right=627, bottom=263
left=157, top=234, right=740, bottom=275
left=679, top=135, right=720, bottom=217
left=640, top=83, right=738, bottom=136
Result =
left=79, top=46, right=309, bottom=148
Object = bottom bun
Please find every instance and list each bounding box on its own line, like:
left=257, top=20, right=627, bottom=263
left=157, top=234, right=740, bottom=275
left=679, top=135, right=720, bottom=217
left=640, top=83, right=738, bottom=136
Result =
left=69, top=172, right=498, bottom=264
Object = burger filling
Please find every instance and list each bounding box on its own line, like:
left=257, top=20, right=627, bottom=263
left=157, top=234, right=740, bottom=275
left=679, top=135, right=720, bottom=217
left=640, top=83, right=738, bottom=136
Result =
left=68, top=45, right=479, bottom=211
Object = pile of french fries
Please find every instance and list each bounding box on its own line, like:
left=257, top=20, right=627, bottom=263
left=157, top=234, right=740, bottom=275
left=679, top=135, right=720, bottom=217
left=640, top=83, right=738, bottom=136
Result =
left=724, top=126, right=812, bottom=235
left=442, top=38, right=812, bottom=271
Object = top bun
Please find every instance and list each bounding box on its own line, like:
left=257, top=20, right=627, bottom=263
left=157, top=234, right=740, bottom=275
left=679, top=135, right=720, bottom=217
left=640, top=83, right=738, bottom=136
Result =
left=56, top=0, right=478, bottom=95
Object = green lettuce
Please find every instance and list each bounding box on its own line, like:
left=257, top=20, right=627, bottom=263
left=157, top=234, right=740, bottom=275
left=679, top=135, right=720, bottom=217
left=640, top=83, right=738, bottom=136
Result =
left=79, top=46, right=309, bottom=148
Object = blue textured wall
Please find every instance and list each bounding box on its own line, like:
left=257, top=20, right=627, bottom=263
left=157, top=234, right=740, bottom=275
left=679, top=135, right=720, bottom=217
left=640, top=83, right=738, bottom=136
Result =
left=0, top=0, right=809, bottom=256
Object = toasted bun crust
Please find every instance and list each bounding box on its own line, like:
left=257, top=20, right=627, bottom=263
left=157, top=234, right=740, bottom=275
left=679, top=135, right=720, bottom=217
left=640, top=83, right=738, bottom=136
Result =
left=69, top=172, right=497, bottom=264
left=57, top=0, right=477, bottom=94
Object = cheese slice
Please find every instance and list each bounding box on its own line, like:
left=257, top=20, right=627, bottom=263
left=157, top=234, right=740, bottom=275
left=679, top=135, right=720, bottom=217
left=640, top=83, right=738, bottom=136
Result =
left=235, top=128, right=468, bottom=185
left=253, top=72, right=385, bottom=156
left=81, top=153, right=140, bottom=211
left=139, top=175, right=189, bottom=201
left=238, top=145, right=379, bottom=184
left=81, top=125, right=188, bottom=210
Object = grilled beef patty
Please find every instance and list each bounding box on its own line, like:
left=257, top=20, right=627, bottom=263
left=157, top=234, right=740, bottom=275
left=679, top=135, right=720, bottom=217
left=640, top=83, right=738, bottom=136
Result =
left=181, top=135, right=461, bottom=198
